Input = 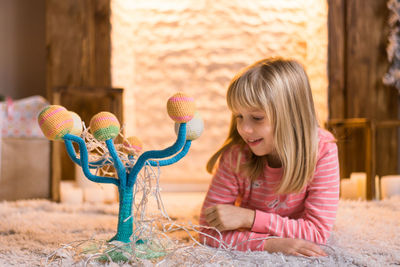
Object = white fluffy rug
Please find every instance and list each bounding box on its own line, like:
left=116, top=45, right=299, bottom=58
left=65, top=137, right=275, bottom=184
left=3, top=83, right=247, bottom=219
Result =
left=0, top=193, right=399, bottom=266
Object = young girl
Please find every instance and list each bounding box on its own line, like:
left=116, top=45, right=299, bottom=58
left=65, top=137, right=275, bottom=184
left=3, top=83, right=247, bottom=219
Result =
left=199, top=58, right=339, bottom=257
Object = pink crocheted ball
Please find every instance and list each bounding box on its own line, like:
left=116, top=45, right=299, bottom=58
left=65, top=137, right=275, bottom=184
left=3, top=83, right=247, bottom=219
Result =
left=166, top=92, right=196, bottom=123
left=123, top=136, right=143, bottom=155
left=38, top=105, right=73, bottom=140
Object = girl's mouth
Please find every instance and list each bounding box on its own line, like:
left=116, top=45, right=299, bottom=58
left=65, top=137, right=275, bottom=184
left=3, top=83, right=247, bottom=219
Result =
left=247, top=138, right=263, bottom=146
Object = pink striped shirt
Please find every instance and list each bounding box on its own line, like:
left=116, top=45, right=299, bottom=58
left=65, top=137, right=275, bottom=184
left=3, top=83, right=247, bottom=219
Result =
left=199, top=128, right=339, bottom=251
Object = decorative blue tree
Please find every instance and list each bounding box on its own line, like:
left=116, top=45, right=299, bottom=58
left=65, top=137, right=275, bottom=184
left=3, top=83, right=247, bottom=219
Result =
left=38, top=93, right=203, bottom=244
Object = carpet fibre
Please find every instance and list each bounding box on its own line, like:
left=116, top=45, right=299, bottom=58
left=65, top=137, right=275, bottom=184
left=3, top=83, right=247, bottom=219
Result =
left=0, top=193, right=399, bottom=266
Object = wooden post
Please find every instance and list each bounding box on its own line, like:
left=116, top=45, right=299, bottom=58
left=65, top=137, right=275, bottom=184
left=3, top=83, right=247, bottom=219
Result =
left=365, top=120, right=375, bottom=200
left=46, top=0, right=112, bottom=201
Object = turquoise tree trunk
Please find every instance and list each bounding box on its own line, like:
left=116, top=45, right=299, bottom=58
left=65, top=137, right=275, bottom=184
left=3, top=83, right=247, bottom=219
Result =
left=112, top=187, right=134, bottom=243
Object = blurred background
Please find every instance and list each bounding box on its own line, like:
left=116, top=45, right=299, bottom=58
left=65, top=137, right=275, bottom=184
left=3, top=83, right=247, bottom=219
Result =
left=0, top=0, right=398, bottom=202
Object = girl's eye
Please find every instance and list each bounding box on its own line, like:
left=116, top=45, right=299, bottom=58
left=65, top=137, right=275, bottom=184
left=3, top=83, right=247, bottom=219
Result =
left=235, top=114, right=243, bottom=119
left=252, top=116, right=264, bottom=121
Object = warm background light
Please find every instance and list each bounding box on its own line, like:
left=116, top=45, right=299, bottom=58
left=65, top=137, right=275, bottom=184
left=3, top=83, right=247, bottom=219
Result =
left=111, top=0, right=328, bottom=184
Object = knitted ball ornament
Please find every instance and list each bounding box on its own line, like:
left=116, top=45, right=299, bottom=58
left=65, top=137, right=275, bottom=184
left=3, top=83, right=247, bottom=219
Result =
left=38, top=105, right=73, bottom=140
left=123, top=136, right=143, bottom=154
left=89, top=112, right=120, bottom=141
left=174, top=111, right=204, bottom=140
left=69, top=111, right=83, bottom=136
left=167, top=92, right=196, bottom=123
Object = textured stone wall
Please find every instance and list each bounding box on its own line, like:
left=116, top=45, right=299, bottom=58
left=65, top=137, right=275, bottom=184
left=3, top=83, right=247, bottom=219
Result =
left=111, top=0, right=328, bottom=183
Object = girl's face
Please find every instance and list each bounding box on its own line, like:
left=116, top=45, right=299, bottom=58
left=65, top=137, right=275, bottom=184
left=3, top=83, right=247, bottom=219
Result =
left=234, top=106, right=276, bottom=157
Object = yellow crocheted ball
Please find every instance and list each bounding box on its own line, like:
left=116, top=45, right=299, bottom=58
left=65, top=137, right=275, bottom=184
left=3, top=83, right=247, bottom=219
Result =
left=38, top=105, right=73, bottom=140
left=69, top=111, right=83, bottom=136
left=123, top=136, right=143, bottom=155
left=167, top=92, right=196, bottom=123
left=89, top=112, right=120, bottom=141
left=174, top=111, right=204, bottom=140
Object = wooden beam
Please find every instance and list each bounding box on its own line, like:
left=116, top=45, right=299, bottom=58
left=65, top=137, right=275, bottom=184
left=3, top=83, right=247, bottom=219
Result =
left=328, top=0, right=346, bottom=120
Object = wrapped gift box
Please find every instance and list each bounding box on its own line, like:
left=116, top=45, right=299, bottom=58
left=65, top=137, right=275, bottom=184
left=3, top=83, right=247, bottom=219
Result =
left=0, top=96, right=51, bottom=200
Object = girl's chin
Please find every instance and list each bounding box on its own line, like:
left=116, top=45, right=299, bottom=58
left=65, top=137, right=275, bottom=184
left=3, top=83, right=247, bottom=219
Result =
left=249, top=148, right=268, bottom=157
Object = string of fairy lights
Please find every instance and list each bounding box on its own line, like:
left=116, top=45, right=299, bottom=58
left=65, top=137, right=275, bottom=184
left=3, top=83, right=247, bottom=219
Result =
left=44, top=126, right=337, bottom=266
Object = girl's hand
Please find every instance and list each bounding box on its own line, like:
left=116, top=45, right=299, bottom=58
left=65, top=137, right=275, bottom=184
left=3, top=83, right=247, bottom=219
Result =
left=204, top=204, right=255, bottom=231
left=264, top=238, right=328, bottom=257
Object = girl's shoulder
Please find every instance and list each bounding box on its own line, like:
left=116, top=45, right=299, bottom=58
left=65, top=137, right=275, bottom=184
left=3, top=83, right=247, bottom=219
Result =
left=318, top=127, right=336, bottom=143
left=317, top=127, right=337, bottom=156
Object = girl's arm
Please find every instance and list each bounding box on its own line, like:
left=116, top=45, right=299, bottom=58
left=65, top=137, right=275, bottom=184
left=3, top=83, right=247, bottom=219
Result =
left=199, top=148, right=270, bottom=251
left=251, top=141, right=340, bottom=244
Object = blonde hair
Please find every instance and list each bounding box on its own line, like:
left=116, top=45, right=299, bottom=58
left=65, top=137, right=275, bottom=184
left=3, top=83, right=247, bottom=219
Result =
left=206, top=58, right=319, bottom=194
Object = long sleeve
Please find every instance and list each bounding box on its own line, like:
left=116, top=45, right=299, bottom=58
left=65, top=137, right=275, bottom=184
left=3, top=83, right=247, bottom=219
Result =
left=199, top=148, right=270, bottom=251
left=251, top=140, right=340, bottom=244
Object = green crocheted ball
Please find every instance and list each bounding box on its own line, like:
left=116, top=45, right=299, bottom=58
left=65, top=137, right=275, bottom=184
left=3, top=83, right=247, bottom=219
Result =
left=89, top=112, right=120, bottom=141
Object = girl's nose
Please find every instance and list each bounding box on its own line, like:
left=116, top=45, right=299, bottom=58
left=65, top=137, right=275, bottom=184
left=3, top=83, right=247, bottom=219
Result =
left=240, top=121, right=253, bottom=134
